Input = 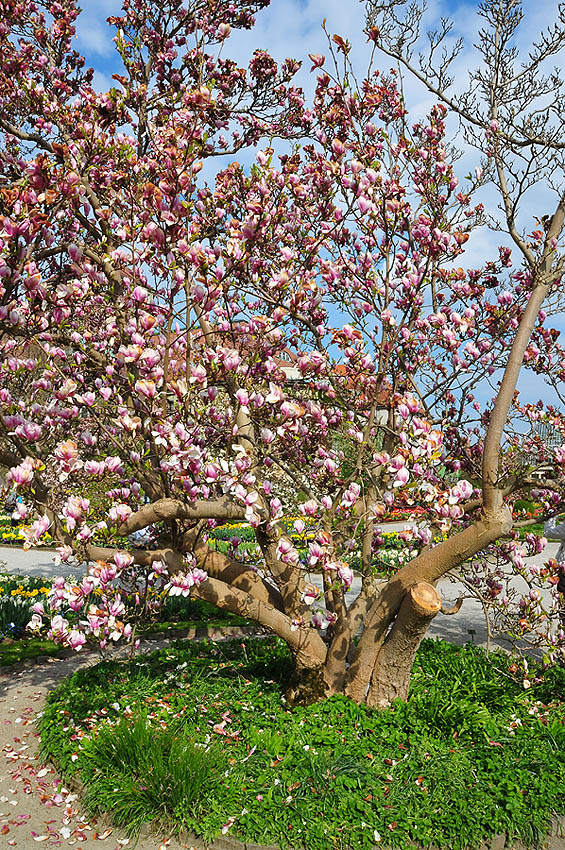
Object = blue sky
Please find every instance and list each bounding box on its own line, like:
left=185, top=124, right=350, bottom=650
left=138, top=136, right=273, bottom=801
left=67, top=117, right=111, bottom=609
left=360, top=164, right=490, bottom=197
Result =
left=72, top=0, right=563, bottom=410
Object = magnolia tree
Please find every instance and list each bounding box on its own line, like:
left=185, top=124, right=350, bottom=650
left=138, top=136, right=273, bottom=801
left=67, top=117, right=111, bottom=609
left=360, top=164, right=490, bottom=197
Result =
left=0, top=0, right=564, bottom=706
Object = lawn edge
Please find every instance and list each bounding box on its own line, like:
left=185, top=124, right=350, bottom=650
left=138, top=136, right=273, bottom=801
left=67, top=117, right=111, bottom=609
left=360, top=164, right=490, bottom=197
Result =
left=49, top=767, right=565, bottom=850
left=0, top=624, right=267, bottom=672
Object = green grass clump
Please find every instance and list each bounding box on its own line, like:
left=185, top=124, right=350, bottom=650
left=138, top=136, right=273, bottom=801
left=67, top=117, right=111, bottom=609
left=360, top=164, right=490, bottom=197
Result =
left=154, top=595, right=250, bottom=627
left=39, top=638, right=565, bottom=850
left=80, top=715, right=222, bottom=834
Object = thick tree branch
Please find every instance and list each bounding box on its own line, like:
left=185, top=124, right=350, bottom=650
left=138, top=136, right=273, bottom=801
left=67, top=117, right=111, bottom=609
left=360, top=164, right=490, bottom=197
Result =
left=117, top=497, right=249, bottom=535
left=85, top=543, right=181, bottom=568
left=191, top=536, right=285, bottom=611
left=191, top=575, right=327, bottom=669
left=481, top=282, right=551, bottom=512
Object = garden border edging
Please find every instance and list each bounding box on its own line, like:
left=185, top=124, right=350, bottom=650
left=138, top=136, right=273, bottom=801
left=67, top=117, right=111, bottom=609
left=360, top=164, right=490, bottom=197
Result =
left=138, top=821, right=565, bottom=850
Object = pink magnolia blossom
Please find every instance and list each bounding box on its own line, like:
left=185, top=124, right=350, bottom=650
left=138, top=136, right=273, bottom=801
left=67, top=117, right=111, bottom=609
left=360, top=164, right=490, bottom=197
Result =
left=114, top=551, right=134, bottom=569
left=105, top=456, right=123, bottom=474
left=167, top=569, right=207, bottom=596
left=336, top=562, right=354, bottom=587
left=54, top=439, right=80, bottom=478
left=8, top=459, right=34, bottom=486
left=301, top=585, right=320, bottom=606
left=23, top=514, right=51, bottom=549
left=393, top=467, right=410, bottom=488
left=135, top=379, right=157, bottom=399
left=311, top=608, right=337, bottom=629
left=108, top=503, right=132, bottom=524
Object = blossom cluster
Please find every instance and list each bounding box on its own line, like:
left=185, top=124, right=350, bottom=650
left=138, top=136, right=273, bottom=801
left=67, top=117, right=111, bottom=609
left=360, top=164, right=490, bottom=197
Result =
left=27, top=552, right=207, bottom=652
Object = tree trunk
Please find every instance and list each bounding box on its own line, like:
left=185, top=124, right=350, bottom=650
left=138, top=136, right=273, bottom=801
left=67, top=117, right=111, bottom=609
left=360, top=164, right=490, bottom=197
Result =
left=285, top=659, right=329, bottom=706
left=366, top=582, right=441, bottom=708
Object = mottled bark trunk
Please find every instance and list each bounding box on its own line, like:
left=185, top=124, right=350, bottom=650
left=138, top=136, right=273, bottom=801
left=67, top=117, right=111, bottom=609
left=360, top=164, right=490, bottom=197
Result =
left=322, top=620, right=352, bottom=696
left=366, top=582, right=441, bottom=708
left=285, top=658, right=329, bottom=706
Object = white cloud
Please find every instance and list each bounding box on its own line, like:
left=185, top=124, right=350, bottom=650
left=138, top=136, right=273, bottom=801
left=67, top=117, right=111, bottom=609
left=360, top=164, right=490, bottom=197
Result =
left=75, top=0, right=121, bottom=57
left=91, top=69, right=113, bottom=93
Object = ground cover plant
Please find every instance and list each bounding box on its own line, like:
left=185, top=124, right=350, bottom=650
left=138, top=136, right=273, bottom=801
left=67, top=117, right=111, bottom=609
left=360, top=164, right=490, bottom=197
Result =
left=0, top=634, right=61, bottom=665
left=39, top=636, right=565, bottom=850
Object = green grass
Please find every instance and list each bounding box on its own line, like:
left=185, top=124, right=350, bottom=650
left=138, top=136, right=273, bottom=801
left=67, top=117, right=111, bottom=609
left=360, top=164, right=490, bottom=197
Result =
left=518, top=522, right=544, bottom=537
left=0, top=636, right=61, bottom=665
left=0, top=617, right=254, bottom=666
left=0, top=618, right=255, bottom=667
left=39, top=637, right=565, bottom=850
left=138, top=617, right=252, bottom=633
left=80, top=715, right=223, bottom=835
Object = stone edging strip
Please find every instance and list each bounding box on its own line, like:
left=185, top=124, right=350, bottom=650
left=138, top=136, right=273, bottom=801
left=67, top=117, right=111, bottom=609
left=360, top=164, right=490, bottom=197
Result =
left=57, top=778, right=565, bottom=850
left=142, top=820, right=565, bottom=850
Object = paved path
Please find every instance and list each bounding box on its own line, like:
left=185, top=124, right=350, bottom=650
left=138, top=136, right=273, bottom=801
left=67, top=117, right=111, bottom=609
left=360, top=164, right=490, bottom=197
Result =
left=0, top=545, right=71, bottom=578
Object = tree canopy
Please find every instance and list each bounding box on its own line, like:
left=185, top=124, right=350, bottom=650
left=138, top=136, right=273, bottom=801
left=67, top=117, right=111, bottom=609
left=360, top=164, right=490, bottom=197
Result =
left=0, top=0, right=564, bottom=704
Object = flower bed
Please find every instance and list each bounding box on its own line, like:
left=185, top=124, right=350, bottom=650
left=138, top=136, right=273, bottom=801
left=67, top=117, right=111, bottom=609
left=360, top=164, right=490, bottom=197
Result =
left=0, top=572, right=53, bottom=639
left=39, top=637, right=565, bottom=850
left=208, top=520, right=421, bottom=577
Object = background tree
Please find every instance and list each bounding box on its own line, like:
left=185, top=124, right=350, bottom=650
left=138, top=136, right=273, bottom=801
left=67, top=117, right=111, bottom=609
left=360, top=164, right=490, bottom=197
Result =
left=1, top=0, right=564, bottom=706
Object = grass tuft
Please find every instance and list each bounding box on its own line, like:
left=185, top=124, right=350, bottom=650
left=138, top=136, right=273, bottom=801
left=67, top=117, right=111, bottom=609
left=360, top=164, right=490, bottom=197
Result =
left=80, top=714, right=222, bottom=834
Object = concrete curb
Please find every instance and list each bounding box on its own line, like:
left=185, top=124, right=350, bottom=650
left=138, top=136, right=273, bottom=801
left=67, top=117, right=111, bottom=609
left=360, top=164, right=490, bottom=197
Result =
left=121, top=817, right=565, bottom=850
